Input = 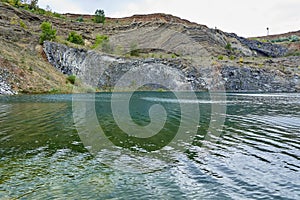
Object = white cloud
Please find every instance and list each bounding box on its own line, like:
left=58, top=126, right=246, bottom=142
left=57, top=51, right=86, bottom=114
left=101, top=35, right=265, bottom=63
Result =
left=38, top=0, right=88, bottom=14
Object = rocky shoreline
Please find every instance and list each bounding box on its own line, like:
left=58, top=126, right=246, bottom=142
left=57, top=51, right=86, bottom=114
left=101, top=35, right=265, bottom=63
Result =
left=0, top=68, right=17, bottom=95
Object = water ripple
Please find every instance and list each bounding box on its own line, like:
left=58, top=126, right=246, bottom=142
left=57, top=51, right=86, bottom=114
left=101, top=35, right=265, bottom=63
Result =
left=0, top=92, right=299, bottom=199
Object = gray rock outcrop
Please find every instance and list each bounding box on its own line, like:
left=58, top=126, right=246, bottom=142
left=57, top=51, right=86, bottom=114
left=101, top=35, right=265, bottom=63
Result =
left=226, top=33, right=289, bottom=57
left=43, top=41, right=299, bottom=92
left=0, top=68, right=17, bottom=95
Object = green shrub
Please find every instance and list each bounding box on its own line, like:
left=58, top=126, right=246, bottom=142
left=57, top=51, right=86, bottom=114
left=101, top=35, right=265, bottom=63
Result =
left=67, top=75, right=76, bottom=84
left=261, top=39, right=269, bottom=43
left=271, top=35, right=300, bottom=43
left=130, top=44, right=140, bottom=57
left=29, top=0, right=38, bottom=10
left=225, top=43, right=232, bottom=51
left=250, top=38, right=269, bottom=43
left=92, top=34, right=109, bottom=49
left=130, top=49, right=139, bottom=57
left=94, top=9, right=105, bottom=23
left=229, top=55, right=235, bottom=60
left=19, top=19, right=27, bottom=29
left=67, top=31, right=84, bottom=45
left=13, top=0, right=20, bottom=7
left=289, top=35, right=300, bottom=42
left=34, top=8, right=46, bottom=15
left=53, top=12, right=63, bottom=19
left=217, top=55, right=224, bottom=60
left=39, top=21, right=56, bottom=44
left=76, top=16, right=84, bottom=22
left=10, top=17, right=18, bottom=25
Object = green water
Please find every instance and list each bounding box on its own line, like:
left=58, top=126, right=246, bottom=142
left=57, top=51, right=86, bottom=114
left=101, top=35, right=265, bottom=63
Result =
left=0, top=92, right=299, bottom=199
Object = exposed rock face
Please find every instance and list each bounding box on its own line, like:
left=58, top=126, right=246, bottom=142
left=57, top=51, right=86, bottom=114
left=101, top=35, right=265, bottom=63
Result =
left=0, top=2, right=286, bottom=59
left=221, top=66, right=299, bottom=92
left=0, top=68, right=17, bottom=95
left=44, top=42, right=299, bottom=92
left=43, top=42, right=200, bottom=90
left=226, top=33, right=289, bottom=57
left=108, top=23, right=228, bottom=57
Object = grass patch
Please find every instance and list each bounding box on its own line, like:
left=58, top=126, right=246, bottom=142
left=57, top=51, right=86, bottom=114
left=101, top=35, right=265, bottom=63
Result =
left=271, top=35, right=299, bottom=43
left=218, top=55, right=224, bottom=60
left=92, top=35, right=109, bottom=49
left=67, top=75, right=76, bottom=84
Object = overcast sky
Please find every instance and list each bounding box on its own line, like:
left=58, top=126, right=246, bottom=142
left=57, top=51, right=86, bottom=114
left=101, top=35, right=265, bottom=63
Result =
left=38, top=0, right=300, bottom=37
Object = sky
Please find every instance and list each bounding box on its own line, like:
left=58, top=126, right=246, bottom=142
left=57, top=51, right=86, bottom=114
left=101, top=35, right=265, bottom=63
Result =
left=38, top=0, right=300, bottom=37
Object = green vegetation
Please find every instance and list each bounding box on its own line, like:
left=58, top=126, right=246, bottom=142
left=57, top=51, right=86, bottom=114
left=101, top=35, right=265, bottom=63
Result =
left=10, top=17, right=18, bottom=25
left=229, top=55, right=235, bottom=60
left=1, top=0, right=65, bottom=19
left=271, top=35, right=300, bottom=43
left=28, top=0, right=38, bottom=10
left=225, top=43, right=232, bottom=51
left=94, top=9, right=105, bottom=24
left=217, top=55, right=224, bottom=60
left=67, top=31, right=84, bottom=45
left=19, top=19, right=27, bottom=28
left=129, top=43, right=140, bottom=57
left=171, top=53, right=177, bottom=58
left=39, top=21, right=57, bottom=44
left=67, top=75, right=76, bottom=84
left=92, top=34, right=109, bottom=50
left=52, top=12, right=64, bottom=19
left=90, top=34, right=112, bottom=53
left=251, top=38, right=270, bottom=43
left=76, top=16, right=84, bottom=22
left=130, top=49, right=140, bottom=57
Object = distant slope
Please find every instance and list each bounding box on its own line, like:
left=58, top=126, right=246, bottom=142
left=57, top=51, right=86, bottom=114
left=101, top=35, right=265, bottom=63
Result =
left=250, top=30, right=300, bottom=53
left=252, top=30, right=300, bottom=40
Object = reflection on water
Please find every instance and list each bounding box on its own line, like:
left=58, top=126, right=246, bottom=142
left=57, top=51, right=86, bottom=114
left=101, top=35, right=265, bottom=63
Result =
left=0, top=92, right=299, bottom=199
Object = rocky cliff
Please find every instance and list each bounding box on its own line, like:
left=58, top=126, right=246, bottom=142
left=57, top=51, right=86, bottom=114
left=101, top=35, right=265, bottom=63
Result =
left=44, top=42, right=300, bottom=92
left=0, top=2, right=76, bottom=95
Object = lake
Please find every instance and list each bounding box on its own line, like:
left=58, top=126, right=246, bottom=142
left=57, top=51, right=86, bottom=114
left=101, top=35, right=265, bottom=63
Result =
left=0, top=92, right=299, bottom=199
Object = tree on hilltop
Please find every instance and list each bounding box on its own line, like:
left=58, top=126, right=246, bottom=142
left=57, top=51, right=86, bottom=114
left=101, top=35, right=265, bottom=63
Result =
left=94, top=9, right=105, bottom=23
left=29, top=0, right=38, bottom=9
left=20, top=0, right=38, bottom=9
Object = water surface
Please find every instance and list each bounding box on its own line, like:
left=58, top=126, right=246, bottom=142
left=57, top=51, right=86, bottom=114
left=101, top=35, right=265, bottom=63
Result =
left=0, top=92, right=299, bottom=199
